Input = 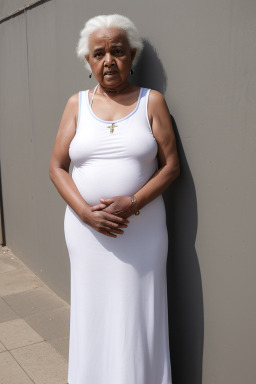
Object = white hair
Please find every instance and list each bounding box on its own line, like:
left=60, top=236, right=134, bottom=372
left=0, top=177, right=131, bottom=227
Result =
left=76, top=14, right=144, bottom=72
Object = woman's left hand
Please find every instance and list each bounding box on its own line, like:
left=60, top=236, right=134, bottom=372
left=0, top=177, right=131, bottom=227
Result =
left=91, top=196, right=134, bottom=219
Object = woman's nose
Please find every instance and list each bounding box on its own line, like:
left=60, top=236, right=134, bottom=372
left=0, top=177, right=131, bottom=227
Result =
left=104, top=52, right=114, bottom=66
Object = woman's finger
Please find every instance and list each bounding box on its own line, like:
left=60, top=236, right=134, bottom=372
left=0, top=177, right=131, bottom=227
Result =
left=102, top=219, right=125, bottom=230
left=100, top=198, right=114, bottom=204
left=91, top=203, right=107, bottom=211
left=103, top=226, right=124, bottom=235
left=103, top=212, right=130, bottom=224
left=119, top=223, right=129, bottom=228
left=98, top=229, right=117, bottom=238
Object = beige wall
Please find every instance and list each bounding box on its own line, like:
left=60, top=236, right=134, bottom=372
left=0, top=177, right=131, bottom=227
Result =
left=0, top=0, right=38, bottom=19
left=0, top=1, right=255, bottom=383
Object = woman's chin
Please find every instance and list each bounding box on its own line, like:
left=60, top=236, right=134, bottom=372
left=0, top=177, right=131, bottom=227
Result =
left=101, top=77, right=125, bottom=89
left=104, top=73, right=119, bottom=79
left=103, top=75, right=121, bottom=84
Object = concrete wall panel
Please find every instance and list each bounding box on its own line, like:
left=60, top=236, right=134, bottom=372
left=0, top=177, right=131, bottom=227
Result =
left=25, top=0, right=71, bottom=299
left=0, top=0, right=255, bottom=383
left=0, top=14, right=37, bottom=264
left=0, top=0, right=29, bottom=19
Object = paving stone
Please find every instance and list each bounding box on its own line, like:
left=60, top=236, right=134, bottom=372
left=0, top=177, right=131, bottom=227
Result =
left=25, top=306, right=70, bottom=342
left=11, top=341, right=68, bottom=384
left=0, top=247, right=25, bottom=272
left=0, top=297, right=19, bottom=323
left=0, top=257, right=17, bottom=273
left=49, top=335, right=69, bottom=361
left=0, top=268, right=43, bottom=296
left=0, top=341, right=6, bottom=352
left=0, top=351, right=34, bottom=383
left=0, top=318, right=43, bottom=350
left=3, top=286, right=68, bottom=317
left=0, top=246, right=70, bottom=382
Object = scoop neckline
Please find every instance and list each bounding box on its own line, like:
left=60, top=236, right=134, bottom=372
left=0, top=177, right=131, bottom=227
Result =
left=86, top=87, right=143, bottom=124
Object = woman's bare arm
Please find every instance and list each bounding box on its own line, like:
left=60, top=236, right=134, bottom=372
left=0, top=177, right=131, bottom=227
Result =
left=49, top=94, right=89, bottom=215
left=133, top=90, right=180, bottom=209
left=49, top=94, right=129, bottom=237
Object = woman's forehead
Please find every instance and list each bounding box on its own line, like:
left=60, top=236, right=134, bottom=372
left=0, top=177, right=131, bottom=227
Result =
left=89, top=27, right=129, bottom=48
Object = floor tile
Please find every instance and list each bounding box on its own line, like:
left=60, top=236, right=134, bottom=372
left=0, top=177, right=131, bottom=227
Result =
left=0, top=247, right=26, bottom=274
left=25, top=306, right=70, bottom=342
left=0, top=248, right=25, bottom=273
left=0, top=341, right=6, bottom=352
left=3, top=286, right=67, bottom=317
left=0, top=258, right=17, bottom=273
left=0, top=351, right=34, bottom=383
left=0, top=297, right=19, bottom=323
left=49, top=335, right=69, bottom=361
left=0, top=246, right=70, bottom=383
left=11, top=341, right=68, bottom=384
left=0, top=318, right=43, bottom=350
left=0, top=269, right=43, bottom=296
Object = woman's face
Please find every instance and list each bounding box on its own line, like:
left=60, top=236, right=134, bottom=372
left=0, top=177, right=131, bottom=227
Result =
left=85, top=27, right=136, bottom=89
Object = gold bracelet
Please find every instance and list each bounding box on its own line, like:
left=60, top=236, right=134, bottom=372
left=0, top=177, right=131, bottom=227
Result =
left=131, top=195, right=140, bottom=215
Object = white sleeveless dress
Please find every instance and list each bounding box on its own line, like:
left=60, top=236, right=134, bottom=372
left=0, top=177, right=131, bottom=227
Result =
left=64, top=87, right=172, bottom=384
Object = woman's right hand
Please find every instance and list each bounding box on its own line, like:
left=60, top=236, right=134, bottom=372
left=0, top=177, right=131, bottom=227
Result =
left=81, top=208, right=129, bottom=238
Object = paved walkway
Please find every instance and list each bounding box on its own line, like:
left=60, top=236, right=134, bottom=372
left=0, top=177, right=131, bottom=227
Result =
left=0, top=245, right=69, bottom=384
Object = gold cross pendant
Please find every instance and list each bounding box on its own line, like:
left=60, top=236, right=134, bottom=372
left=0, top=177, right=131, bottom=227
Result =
left=107, top=123, right=118, bottom=133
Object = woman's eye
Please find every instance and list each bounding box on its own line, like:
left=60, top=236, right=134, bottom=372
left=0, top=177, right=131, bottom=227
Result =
left=94, top=52, right=102, bottom=57
left=114, top=48, right=123, bottom=54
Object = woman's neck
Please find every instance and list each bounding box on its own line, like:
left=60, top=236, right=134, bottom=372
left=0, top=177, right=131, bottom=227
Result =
left=98, top=81, right=132, bottom=96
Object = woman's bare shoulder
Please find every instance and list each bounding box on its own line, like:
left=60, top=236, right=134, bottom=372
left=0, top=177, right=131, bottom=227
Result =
left=63, top=93, right=79, bottom=123
left=66, top=92, right=79, bottom=108
left=147, top=89, right=168, bottom=119
left=148, top=89, right=165, bottom=105
left=56, top=93, right=79, bottom=136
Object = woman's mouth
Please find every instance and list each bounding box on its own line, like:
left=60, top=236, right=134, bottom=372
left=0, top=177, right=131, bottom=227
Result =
left=104, top=71, right=118, bottom=77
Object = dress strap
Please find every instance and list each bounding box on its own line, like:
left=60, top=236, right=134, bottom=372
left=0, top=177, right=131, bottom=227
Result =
left=90, top=84, right=99, bottom=108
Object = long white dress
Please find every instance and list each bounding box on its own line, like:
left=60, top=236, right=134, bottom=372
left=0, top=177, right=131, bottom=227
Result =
left=64, top=87, right=172, bottom=384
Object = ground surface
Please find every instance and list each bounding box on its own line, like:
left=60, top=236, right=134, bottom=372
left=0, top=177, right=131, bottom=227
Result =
left=0, top=246, right=69, bottom=384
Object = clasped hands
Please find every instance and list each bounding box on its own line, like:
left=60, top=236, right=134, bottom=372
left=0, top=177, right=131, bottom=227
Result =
left=87, top=196, right=134, bottom=238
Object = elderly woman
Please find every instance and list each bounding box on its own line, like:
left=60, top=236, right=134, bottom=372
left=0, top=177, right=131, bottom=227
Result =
left=49, top=14, right=180, bottom=384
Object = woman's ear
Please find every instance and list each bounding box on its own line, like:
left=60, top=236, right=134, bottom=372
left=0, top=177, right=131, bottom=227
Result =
left=85, top=54, right=90, bottom=64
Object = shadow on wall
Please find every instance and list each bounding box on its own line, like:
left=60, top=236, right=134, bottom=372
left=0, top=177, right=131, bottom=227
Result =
left=0, top=164, right=6, bottom=246
left=129, top=39, right=168, bottom=93
left=131, top=39, right=204, bottom=384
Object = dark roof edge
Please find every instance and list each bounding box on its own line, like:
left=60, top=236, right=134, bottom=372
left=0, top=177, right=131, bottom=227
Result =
left=0, top=0, right=52, bottom=24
